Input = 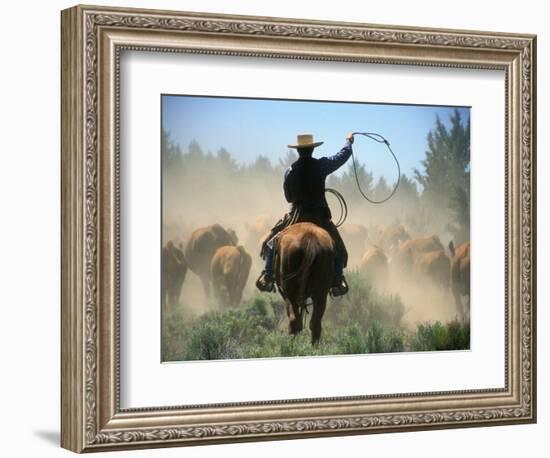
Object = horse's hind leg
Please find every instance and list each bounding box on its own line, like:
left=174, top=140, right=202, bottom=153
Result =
left=286, top=299, right=303, bottom=336
left=310, top=294, right=327, bottom=345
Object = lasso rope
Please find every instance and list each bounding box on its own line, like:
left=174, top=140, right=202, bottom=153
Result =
left=323, top=132, right=400, bottom=226
left=325, top=188, right=348, bottom=227
left=351, top=132, right=401, bottom=204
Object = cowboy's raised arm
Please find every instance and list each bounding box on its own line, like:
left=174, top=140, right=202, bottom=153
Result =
left=319, top=134, right=355, bottom=176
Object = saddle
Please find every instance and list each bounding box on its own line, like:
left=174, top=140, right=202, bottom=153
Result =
left=261, top=211, right=347, bottom=265
left=260, top=213, right=292, bottom=260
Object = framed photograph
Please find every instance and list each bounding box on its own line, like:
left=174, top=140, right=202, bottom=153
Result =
left=61, top=4, right=537, bottom=453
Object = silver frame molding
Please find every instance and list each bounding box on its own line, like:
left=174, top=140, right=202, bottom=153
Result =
left=61, top=4, right=537, bottom=453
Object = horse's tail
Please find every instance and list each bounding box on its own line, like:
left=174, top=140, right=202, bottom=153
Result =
left=295, top=233, right=321, bottom=304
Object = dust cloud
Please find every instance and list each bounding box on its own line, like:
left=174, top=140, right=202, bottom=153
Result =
left=162, top=147, right=468, bottom=328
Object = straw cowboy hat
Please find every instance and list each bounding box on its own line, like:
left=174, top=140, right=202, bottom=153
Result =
left=288, top=133, right=324, bottom=149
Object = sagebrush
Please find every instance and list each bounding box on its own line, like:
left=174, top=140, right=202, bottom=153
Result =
left=162, top=271, right=469, bottom=361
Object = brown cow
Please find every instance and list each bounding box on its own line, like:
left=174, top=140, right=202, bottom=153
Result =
left=275, top=223, right=334, bottom=345
left=162, top=240, right=188, bottom=312
left=413, top=249, right=450, bottom=290
left=399, top=234, right=445, bottom=255
left=449, top=241, right=470, bottom=320
left=184, top=224, right=238, bottom=297
left=360, top=246, right=389, bottom=289
left=379, top=223, right=411, bottom=252
left=211, top=245, right=252, bottom=307
left=367, top=223, right=383, bottom=246
left=389, top=235, right=450, bottom=291
left=391, top=235, right=445, bottom=271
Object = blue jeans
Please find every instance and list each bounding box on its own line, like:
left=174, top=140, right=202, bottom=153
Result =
left=264, top=246, right=275, bottom=277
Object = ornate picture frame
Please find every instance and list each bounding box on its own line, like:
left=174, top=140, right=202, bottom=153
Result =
left=61, top=4, right=536, bottom=453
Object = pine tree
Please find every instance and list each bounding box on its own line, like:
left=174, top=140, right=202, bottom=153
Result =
left=216, top=147, right=238, bottom=173
left=372, top=176, right=391, bottom=202
left=249, top=155, right=273, bottom=175
left=161, top=128, right=183, bottom=173
left=396, top=173, right=419, bottom=204
left=278, top=149, right=298, bottom=171
left=414, top=109, right=470, bottom=239
left=328, top=161, right=374, bottom=205
left=446, top=186, right=470, bottom=244
left=414, top=111, right=469, bottom=203
left=188, top=139, right=204, bottom=160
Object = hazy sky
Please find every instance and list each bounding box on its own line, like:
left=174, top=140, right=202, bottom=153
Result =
left=162, top=95, right=470, bottom=183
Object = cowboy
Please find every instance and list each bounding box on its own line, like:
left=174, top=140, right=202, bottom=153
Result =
left=256, top=133, right=354, bottom=296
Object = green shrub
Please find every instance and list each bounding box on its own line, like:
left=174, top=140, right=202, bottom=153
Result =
left=161, top=312, right=191, bottom=361
left=325, top=271, right=405, bottom=331
left=335, top=322, right=367, bottom=354
left=332, top=321, right=405, bottom=355
left=409, top=320, right=470, bottom=352
left=366, top=321, right=405, bottom=353
left=183, top=319, right=233, bottom=360
left=161, top=284, right=468, bottom=361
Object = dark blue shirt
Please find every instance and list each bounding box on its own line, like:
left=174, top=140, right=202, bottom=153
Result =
left=283, top=140, right=353, bottom=203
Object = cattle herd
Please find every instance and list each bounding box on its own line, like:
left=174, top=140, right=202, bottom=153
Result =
left=357, top=222, right=470, bottom=321
left=162, top=217, right=470, bottom=323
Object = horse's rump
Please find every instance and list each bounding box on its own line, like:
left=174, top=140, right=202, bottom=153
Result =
left=276, top=223, right=334, bottom=302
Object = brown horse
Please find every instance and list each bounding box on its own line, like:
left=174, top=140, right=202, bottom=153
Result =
left=274, top=222, right=335, bottom=345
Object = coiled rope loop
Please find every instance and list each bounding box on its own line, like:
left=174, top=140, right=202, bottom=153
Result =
left=351, top=132, right=401, bottom=204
